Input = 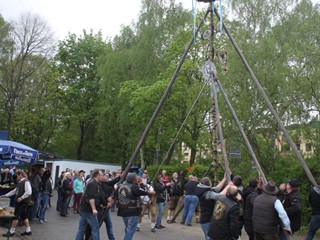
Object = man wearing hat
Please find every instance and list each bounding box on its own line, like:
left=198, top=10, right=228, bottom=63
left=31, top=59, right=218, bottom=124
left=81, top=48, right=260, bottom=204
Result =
left=116, top=173, right=153, bottom=240
left=252, top=181, right=291, bottom=240
left=279, top=179, right=302, bottom=239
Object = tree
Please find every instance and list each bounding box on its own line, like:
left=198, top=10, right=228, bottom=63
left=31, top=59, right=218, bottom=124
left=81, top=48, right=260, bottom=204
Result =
left=96, top=0, right=191, bottom=166
left=55, top=30, right=107, bottom=160
left=0, top=13, right=54, bottom=135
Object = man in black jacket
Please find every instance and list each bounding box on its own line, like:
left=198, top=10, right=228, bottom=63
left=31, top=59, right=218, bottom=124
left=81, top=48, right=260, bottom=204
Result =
left=243, top=177, right=262, bottom=240
left=208, top=185, right=240, bottom=240
left=75, top=170, right=102, bottom=240
left=116, top=173, right=151, bottom=240
left=306, top=183, right=320, bottom=240
left=98, top=172, right=121, bottom=240
left=279, top=179, right=302, bottom=239
left=195, top=176, right=228, bottom=240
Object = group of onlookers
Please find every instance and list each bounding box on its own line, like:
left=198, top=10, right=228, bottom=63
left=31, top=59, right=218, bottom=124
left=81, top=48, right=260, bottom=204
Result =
left=0, top=166, right=53, bottom=237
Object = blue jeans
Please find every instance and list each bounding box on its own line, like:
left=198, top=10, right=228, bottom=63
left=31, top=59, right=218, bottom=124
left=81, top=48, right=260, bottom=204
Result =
left=30, top=192, right=41, bottom=220
left=98, top=209, right=115, bottom=240
left=39, top=192, right=50, bottom=221
left=201, top=222, right=212, bottom=240
left=306, top=214, right=320, bottom=240
left=156, top=202, right=165, bottom=227
left=75, top=211, right=100, bottom=240
left=181, top=195, right=198, bottom=225
left=123, top=216, right=139, bottom=240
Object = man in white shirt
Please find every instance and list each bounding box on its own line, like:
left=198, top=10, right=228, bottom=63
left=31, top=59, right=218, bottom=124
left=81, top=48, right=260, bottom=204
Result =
left=136, top=176, right=156, bottom=232
left=1, top=170, right=32, bottom=237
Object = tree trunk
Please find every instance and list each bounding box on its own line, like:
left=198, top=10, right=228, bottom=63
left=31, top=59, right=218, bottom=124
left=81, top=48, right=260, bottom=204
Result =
left=189, top=147, right=196, bottom=166
left=165, top=141, right=177, bottom=165
left=77, top=122, right=85, bottom=160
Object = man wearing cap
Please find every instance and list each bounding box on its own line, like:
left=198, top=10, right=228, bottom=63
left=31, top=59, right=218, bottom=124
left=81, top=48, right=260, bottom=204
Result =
left=253, top=181, right=291, bottom=240
left=116, top=173, right=152, bottom=240
left=75, top=169, right=103, bottom=240
left=279, top=179, right=302, bottom=239
left=306, top=180, right=320, bottom=240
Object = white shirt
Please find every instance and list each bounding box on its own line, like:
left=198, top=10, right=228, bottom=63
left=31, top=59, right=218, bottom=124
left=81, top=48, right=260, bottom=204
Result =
left=5, top=178, right=32, bottom=200
left=274, top=199, right=291, bottom=231
left=140, top=184, right=154, bottom=204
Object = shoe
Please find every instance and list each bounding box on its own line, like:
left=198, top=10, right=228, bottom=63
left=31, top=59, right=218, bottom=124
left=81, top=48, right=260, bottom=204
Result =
left=2, top=232, right=14, bottom=237
left=155, top=225, right=162, bottom=229
left=44, top=219, right=48, bottom=222
left=60, top=214, right=67, bottom=217
left=180, top=222, right=185, bottom=225
left=39, top=220, right=44, bottom=224
left=136, top=227, right=140, bottom=232
left=151, top=227, right=156, bottom=233
left=21, top=231, right=32, bottom=236
left=160, top=225, right=166, bottom=228
left=187, top=224, right=192, bottom=226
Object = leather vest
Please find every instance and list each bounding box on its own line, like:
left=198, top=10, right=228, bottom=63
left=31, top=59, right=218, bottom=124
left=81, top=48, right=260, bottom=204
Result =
left=198, top=191, right=215, bottom=224
left=16, top=179, right=31, bottom=204
left=208, top=196, right=237, bottom=239
left=252, top=193, right=280, bottom=234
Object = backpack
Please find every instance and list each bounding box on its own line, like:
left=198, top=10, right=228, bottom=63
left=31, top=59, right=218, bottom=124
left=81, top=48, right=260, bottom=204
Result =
left=116, top=184, right=136, bottom=209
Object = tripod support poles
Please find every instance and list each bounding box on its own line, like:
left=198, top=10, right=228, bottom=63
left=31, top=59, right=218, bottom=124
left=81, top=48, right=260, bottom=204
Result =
left=88, top=10, right=211, bottom=240
left=211, top=76, right=231, bottom=182
left=215, top=79, right=267, bottom=184
left=214, top=8, right=317, bottom=187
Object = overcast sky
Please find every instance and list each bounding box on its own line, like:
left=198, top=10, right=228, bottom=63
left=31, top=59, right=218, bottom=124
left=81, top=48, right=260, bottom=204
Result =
left=0, top=0, right=196, bottom=41
left=1, top=0, right=319, bottom=42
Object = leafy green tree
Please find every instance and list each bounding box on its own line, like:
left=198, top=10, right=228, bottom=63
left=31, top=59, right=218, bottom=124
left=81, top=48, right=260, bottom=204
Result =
left=55, top=30, right=107, bottom=160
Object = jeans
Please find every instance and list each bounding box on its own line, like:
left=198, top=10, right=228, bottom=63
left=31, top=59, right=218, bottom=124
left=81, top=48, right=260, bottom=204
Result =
left=123, top=216, right=139, bottom=240
left=98, top=209, right=115, bottom=240
left=75, top=211, right=100, bottom=240
left=181, top=195, right=198, bottom=225
left=306, top=214, right=320, bottom=240
left=39, top=192, right=50, bottom=221
left=156, top=202, right=165, bottom=226
left=201, top=222, right=212, bottom=240
left=30, top=191, right=41, bottom=220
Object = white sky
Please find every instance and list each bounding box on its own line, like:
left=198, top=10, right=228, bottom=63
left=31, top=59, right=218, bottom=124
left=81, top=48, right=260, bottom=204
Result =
left=1, top=0, right=319, bottom=42
left=0, top=0, right=195, bottom=41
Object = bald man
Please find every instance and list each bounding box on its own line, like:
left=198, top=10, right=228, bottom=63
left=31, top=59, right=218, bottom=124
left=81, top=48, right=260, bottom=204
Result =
left=208, top=185, right=241, bottom=240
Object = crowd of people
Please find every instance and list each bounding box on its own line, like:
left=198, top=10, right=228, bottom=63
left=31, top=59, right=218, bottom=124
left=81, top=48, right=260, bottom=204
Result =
left=0, top=166, right=319, bottom=240
left=0, top=166, right=53, bottom=237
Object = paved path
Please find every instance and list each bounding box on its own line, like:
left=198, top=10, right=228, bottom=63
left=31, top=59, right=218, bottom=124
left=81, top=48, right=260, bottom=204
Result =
left=0, top=191, right=313, bottom=240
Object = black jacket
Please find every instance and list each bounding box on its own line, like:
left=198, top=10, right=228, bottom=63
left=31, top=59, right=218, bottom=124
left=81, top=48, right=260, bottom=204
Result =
left=155, top=182, right=169, bottom=203
left=282, top=190, right=302, bottom=233
left=208, top=195, right=240, bottom=240
left=243, top=187, right=259, bottom=235
left=195, top=183, right=217, bottom=224
left=0, top=172, right=13, bottom=185
left=309, top=186, right=320, bottom=215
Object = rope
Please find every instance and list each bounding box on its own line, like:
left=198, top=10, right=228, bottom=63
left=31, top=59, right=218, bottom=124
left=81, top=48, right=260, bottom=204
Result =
left=219, top=0, right=223, bottom=34
left=192, top=0, right=197, bottom=43
left=150, top=81, right=208, bottom=183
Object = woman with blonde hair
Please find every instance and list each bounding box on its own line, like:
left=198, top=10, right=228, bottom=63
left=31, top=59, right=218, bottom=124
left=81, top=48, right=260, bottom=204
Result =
left=60, top=172, right=73, bottom=217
